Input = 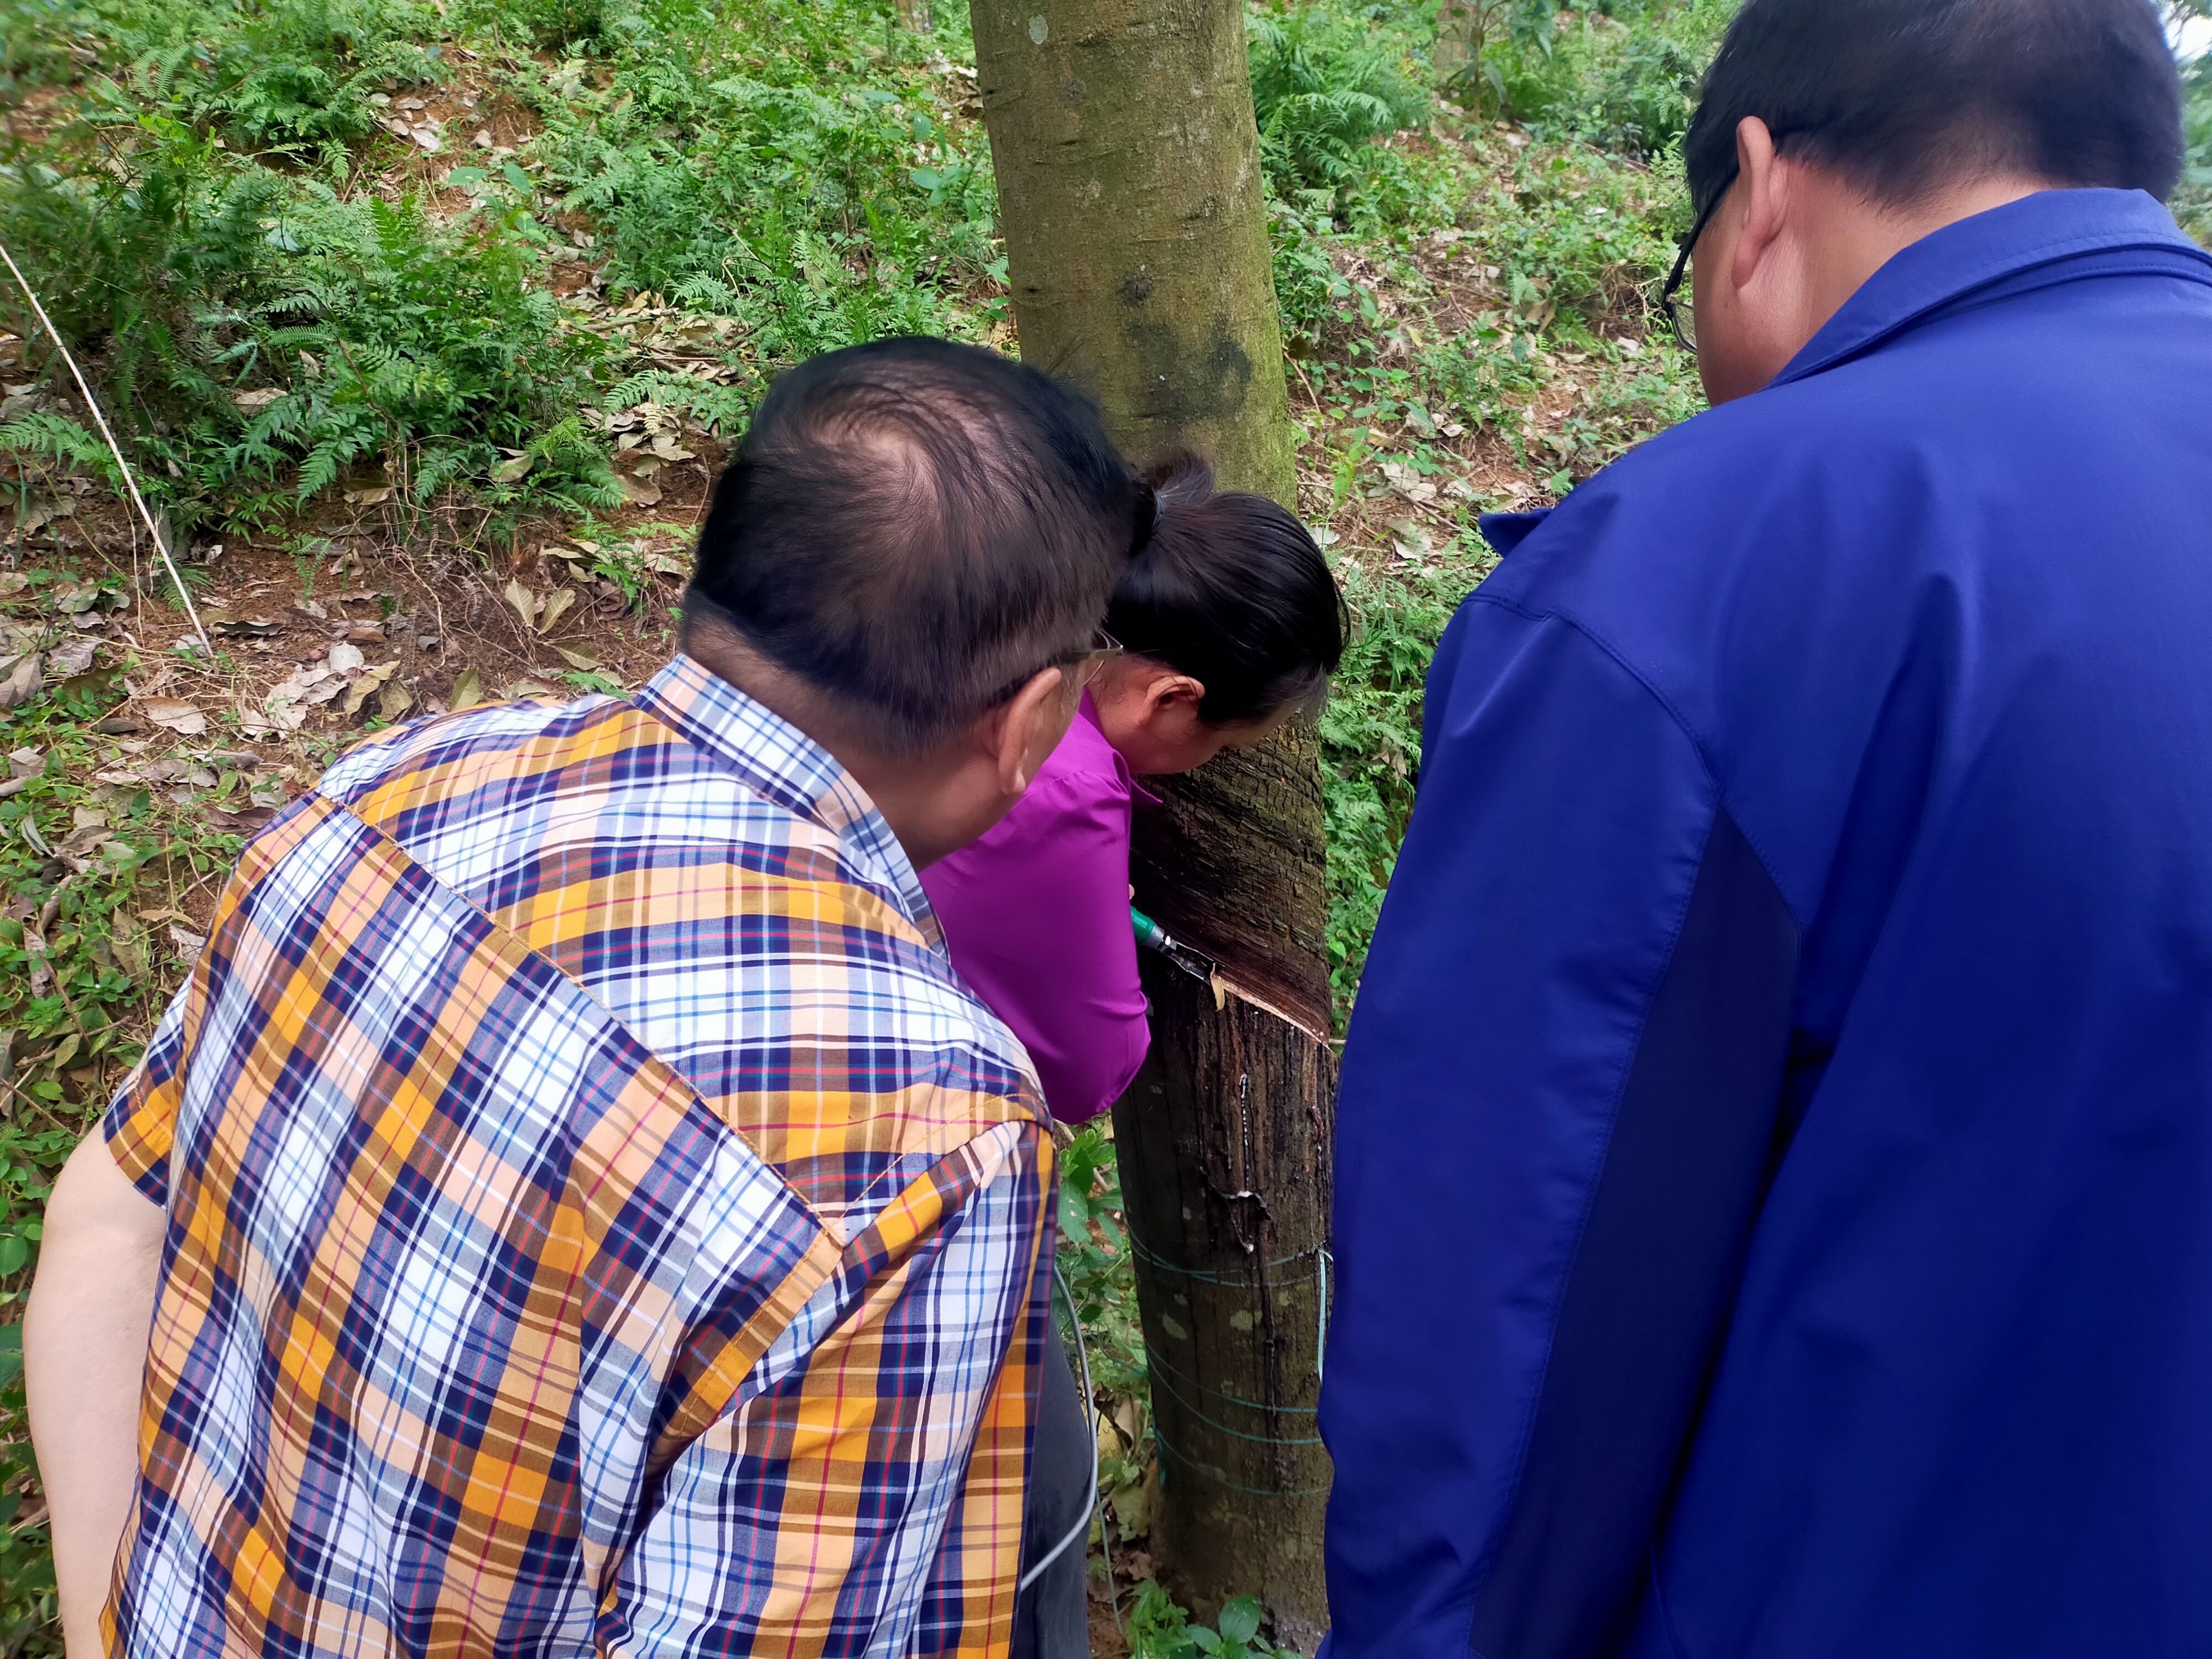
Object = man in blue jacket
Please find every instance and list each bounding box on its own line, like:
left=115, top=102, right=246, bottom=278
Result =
left=1321, top=2, right=2212, bottom=1656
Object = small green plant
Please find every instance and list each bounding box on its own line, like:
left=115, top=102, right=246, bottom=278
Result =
left=1, top=121, right=618, bottom=538
left=1056, top=1120, right=1145, bottom=1396
left=530, top=0, right=1003, bottom=367
left=1128, top=1583, right=1298, bottom=1659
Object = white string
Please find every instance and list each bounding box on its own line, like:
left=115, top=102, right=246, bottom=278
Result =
left=1018, top=1262, right=1100, bottom=1595
left=1316, top=1245, right=1331, bottom=1385
left=0, top=237, right=213, bottom=654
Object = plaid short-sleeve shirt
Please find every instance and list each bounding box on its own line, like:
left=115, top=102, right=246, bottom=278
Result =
left=100, top=655, right=1056, bottom=1658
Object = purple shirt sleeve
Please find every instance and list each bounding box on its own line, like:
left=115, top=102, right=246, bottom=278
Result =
left=921, top=706, right=1151, bottom=1123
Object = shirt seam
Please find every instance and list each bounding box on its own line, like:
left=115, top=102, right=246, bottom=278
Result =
left=1457, top=783, right=1722, bottom=1659
left=1464, top=589, right=1804, bottom=933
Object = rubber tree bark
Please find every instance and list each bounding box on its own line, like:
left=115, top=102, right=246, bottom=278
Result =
left=970, top=0, right=1335, bottom=1642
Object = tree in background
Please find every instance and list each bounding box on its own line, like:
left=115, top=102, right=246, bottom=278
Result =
left=969, top=0, right=1335, bottom=1642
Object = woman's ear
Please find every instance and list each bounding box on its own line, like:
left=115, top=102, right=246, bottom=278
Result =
left=1145, top=673, right=1207, bottom=721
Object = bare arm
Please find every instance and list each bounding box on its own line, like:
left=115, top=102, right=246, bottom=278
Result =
left=25, top=1133, right=165, bottom=1656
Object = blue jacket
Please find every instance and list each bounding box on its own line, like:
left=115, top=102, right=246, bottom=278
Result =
left=1321, top=189, right=2212, bottom=1659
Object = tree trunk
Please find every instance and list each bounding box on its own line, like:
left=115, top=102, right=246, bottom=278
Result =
left=1113, top=726, right=1337, bottom=1653
left=970, top=0, right=1296, bottom=500
left=1436, top=0, right=1475, bottom=84
left=971, top=0, right=1335, bottom=1641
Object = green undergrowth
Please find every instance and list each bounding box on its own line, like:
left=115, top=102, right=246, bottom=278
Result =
left=2181, top=36, right=2212, bottom=242
left=1477, top=0, right=1734, bottom=154
left=0, top=569, right=280, bottom=1653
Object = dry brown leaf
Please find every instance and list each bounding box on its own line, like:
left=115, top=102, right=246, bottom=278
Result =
left=143, top=698, right=208, bottom=736
left=537, top=588, right=578, bottom=634
left=378, top=678, right=415, bottom=721
left=491, top=453, right=534, bottom=483
left=553, top=644, right=598, bottom=671
left=58, top=821, right=116, bottom=855
left=618, top=475, right=662, bottom=507
left=0, top=654, right=39, bottom=710
left=449, top=666, right=484, bottom=713
left=208, top=806, right=277, bottom=833
left=45, top=637, right=98, bottom=675
left=504, top=578, right=539, bottom=630
left=113, top=914, right=148, bottom=980
left=341, top=662, right=399, bottom=718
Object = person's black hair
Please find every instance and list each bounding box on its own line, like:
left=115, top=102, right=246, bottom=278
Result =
left=685, top=336, right=1147, bottom=754
left=1105, top=452, right=1345, bottom=728
left=1683, top=0, right=2184, bottom=218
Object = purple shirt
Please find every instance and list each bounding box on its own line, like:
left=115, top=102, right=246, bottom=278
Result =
left=922, top=696, right=1151, bottom=1122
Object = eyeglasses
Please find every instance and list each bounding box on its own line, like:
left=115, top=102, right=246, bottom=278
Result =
left=984, top=625, right=1125, bottom=708
left=1062, top=625, right=1125, bottom=681
left=1661, top=169, right=1735, bottom=356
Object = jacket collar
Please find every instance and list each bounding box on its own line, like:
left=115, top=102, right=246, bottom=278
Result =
left=1773, top=188, right=2212, bottom=388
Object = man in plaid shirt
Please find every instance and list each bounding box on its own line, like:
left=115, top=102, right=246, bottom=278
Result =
left=27, top=338, right=1148, bottom=1657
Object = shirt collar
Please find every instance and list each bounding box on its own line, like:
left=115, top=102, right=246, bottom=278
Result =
left=1773, top=187, right=2212, bottom=389
left=1080, top=687, right=1159, bottom=806
left=634, top=655, right=941, bottom=945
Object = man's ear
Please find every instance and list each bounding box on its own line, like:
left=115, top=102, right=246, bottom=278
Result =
left=1731, top=115, right=1788, bottom=289
left=989, top=666, right=1075, bottom=796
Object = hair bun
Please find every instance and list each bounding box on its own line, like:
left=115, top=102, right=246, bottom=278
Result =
left=1130, top=476, right=1161, bottom=553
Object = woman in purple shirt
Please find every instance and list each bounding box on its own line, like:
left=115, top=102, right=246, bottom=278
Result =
left=923, top=452, right=1344, bottom=1122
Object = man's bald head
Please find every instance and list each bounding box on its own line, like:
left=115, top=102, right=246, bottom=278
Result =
left=686, top=337, right=1147, bottom=755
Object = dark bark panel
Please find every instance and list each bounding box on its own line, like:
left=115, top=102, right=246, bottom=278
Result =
left=1129, top=718, right=1334, bottom=1041
left=1113, top=951, right=1337, bottom=1647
